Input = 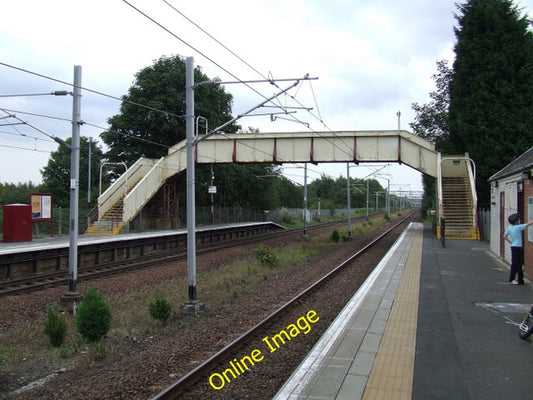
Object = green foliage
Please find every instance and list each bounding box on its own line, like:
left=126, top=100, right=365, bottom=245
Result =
left=90, top=341, right=108, bottom=361
left=100, top=55, right=301, bottom=212
left=76, top=286, right=112, bottom=342
left=255, top=244, right=277, bottom=266
left=306, top=174, right=386, bottom=210
left=449, top=0, right=533, bottom=207
left=331, top=229, right=341, bottom=243
left=43, top=306, right=67, bottom=347
left=102, top=55, right=237, bottom=168
left=148, top=294, right=172, bottom=323
left=0, top=181, right=42, bottom=205
left=280, top=211, right=294, bottom=225
left=420, top=174, right=437, bottom=218
left=410, top=60, right=454, bottom=153
left=40, top=136, right=105, bottom=208
left=196, top=164, right=283, bottom=210
left=58, top=345, right=70, bottom=359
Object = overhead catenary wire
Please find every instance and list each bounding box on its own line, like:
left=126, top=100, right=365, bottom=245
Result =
left=125, top=1, right=343, bottom=147
left=0, top=6, right=335, bottom=155
left=157, top=1, right=354, bottom=157
left=0, top=107, right=171, bottom=150
left=0, top=65, right=354, bottom=188
left=0, top=129, right=54, bottom=143
left=160, top=0, right=329, bottom=128
left=0, top=3, right=361, bottom=184
left=119, top=1, right=359, bottom=176
left=0, top=62, right=184, bottom=121
left=0, top=143, right=50, bottom=154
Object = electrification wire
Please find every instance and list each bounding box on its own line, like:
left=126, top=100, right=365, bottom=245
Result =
left=158, top=1, right=353, bottom=157
left=161, top=0, right=330, bottom=129
left=1, top=11, right=350, bottom=185
left=124, top=0, right=331, bottom=146
left=121, top=0, right=269, bottom=102
left=0, top=28, right=338, bottom=161
left=0, top=62, right=184, bottom=121
left=0, top=70, right=343, bottom=187
left=0, top=107, right=171, bottom=149
left=161, top=0, right=267, bottom=81
left=0, top=129, right=54, bottom=143
left=0, top=143, right=50, bottom=154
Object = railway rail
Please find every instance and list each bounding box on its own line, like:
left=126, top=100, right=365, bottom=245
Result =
left=0, top=218, right=362, bottom=297
left=151, top=211, right=416, bottom=399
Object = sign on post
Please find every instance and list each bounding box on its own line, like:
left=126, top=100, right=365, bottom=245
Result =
left=31, top=193, right=53, bottom=220
left=30, top=193, right=54, bottom=237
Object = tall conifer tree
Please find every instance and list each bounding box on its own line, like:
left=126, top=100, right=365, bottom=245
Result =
left=449, top=0, right=533, bottom=207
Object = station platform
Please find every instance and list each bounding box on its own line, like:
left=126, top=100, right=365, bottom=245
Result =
left=0, top=222, right=276, bottom=255
left=275, top=222, right=533, bottom=400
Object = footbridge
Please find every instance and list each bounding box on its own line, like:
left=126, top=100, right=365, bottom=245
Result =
left=90, top=130, right=478, bottom=240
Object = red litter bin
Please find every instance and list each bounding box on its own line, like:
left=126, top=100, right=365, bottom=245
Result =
left=3, top=204, right=32, bottom=242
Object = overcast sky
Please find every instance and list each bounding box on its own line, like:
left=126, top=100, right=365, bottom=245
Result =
left=2, top=0, right=533, bottom=195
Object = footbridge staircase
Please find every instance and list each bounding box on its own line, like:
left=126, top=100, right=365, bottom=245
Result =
left=438, top=155, right=479, bottom=240
left=88, top=130, right=478, bottom=240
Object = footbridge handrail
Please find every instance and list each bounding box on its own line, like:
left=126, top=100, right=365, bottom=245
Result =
left=98, top=157, right=159, bottom=218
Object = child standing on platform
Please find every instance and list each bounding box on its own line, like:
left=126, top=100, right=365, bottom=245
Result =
left=503, top=213, right=533, bottom=285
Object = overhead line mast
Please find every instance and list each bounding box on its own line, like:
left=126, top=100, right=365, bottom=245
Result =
left=183, top=56, right=317, bottom=312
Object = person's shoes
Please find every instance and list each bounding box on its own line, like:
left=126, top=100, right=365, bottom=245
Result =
left=518, top=280, right=525, bottom=285
left=510, top=280, right=520, bottom=285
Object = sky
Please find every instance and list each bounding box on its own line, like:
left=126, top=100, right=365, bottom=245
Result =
left=2, top=0, right=533, bottom=198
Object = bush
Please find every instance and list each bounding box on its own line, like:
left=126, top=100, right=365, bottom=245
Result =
left=90, top=341, right=108, bottom=361
left=331, top=230, right=341, bottom=243
left=43, top=306, right=67, bottom=347
left=255, top=245, right=277, bottom=266
left=76, top=286, right=112, bottom=342
left=148, top=294, right=172, bottom=323
left=280, top=212, right=294, bottom=225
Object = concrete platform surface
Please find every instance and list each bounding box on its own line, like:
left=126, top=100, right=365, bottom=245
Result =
left=275, top=222, right=533, bottom=400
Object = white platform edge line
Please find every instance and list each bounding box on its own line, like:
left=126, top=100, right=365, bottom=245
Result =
left=273, top=222, right=417, bottom=399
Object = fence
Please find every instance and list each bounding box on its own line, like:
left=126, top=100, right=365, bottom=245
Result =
left=1, top=205, right=377, bottom=239
left=478, top=208, right=491, bottom=242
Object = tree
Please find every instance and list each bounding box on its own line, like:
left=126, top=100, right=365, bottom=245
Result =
left=0, top=182, right=42, bottom=205
left=101, top=55, right=297, bottom=214
left=306, top=174, right=386, bottom=210
left=411, top=60, right=455, bottom=154
left=276, top=176, right=303, bottom=208
left=76, top=286, right=112, bottom=342
left=410, top=60, right=453, bottom=217
left=101, top=55, right=237, bottom=167
left=449, top=0, right=533, bottom=207
left=40, top=136, right=105, bottom=208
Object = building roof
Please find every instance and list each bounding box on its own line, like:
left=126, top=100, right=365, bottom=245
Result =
left=489, top=147, right=533, bottom=182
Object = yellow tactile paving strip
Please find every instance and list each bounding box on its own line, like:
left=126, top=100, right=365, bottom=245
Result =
left=362, top=226, right=422, bottom=400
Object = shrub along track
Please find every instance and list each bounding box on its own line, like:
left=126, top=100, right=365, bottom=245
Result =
left=1, top=213, right=414, bottom=400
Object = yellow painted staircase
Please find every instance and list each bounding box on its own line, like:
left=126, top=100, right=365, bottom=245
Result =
left=441, top=177, right=478, bottom=239
left=86, top=198, right=125, bottom=235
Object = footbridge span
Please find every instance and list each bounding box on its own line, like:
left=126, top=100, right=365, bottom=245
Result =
left=90, top=130, right=478, bottom=239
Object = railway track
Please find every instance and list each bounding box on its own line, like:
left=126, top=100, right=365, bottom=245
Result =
left=151, top=211, right=416, bottom=399
left=0, top=218, right=361, bottom=297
